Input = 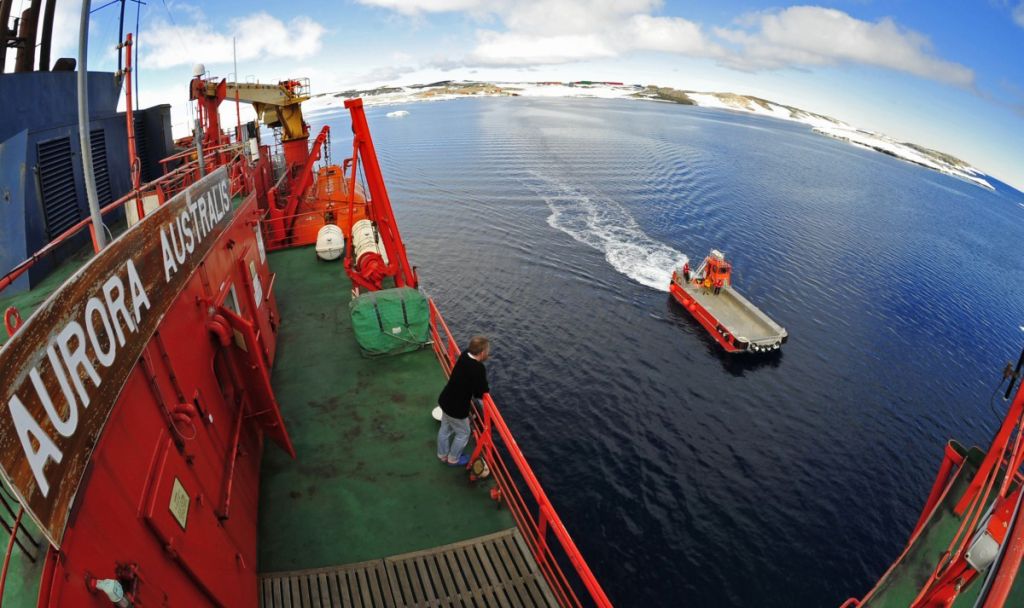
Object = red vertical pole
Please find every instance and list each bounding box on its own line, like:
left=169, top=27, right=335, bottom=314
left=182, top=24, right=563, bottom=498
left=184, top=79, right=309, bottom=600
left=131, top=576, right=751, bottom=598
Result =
left=956, top=386, right=1024, bottom=515
left=0, top=507, right=24, bottom=600
left=1001, top=436, right=1024, bottom=500
left=345, top=143, right=359, bottom=251
left=124, top=33, right=141, bottom=197
left=88, top=224, right=101, bottom=253
left=217, top=394, right=247, bottom=521
left=343, top=98, right=417, bottom=288
left=468, top=401, right=493, bottom=466
left=984, top=493, right=1024, bottom=607
left=911, top=443, right=961, bottom=537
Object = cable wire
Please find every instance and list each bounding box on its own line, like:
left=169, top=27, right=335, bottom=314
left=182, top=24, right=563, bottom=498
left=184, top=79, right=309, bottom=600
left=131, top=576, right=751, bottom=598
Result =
left=159, top=0, right=188, bottom=57
left=90, top=0, right=121, bottom=14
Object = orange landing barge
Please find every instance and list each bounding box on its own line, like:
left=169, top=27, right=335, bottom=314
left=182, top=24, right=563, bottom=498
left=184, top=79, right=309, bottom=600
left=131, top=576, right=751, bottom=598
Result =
left=670, top=250, right=787, bottom=354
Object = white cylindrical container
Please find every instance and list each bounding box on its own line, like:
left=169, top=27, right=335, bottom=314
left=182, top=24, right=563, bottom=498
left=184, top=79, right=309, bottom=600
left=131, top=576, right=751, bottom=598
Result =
left=351, top=219, right=389, bottom=265
left=315, top=224, right=345, bottom=261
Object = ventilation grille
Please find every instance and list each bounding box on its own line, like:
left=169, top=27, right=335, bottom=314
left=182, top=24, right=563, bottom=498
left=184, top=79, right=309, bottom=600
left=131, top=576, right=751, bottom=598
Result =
left=134, top=114, right=152, bottom=182
left=36, top=137, right=81, bottom=240
left=90, top=129, right=112, bottom=205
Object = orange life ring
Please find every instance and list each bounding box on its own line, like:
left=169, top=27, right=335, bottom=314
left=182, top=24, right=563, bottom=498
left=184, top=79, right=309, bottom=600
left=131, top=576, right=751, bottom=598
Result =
left=4, top=306, right=22, bottom=338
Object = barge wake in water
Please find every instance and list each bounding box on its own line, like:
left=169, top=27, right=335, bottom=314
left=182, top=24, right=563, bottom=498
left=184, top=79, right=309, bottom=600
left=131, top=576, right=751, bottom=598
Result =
left=528, top=173, right=688, bottom=292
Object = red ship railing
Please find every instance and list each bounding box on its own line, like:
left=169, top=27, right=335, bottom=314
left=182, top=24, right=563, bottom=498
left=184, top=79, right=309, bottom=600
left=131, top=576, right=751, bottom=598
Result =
left=0, top=506, right=24, bottom=604
left=0, top=142, right=262, bottom=603
left=426, top=298, right=612, bottom=608
left=845, top=369, right=1024, bottom=608
left=0, top=138, right=242, bottom=604
left=0, top=148, right=247, bottom=299
left=0, top=482, right=42, bottom=606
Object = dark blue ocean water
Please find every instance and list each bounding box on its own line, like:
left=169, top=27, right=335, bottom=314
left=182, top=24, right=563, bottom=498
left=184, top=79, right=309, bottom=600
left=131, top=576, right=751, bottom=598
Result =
left=311, top=97, right=1024, bottom=607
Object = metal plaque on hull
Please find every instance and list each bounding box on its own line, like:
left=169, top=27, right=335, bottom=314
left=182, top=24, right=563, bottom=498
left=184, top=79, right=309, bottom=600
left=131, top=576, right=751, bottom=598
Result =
left=0, top=167, right=233, bottom=546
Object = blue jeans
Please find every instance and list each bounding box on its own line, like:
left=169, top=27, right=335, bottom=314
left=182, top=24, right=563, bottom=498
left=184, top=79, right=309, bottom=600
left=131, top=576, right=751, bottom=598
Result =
left=437, top=412, right=471, bottom=463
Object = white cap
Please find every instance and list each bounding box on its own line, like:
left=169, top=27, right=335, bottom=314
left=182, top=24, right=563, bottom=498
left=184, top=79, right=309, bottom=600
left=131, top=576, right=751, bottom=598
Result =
left=192, top=63, right=206, bottom=77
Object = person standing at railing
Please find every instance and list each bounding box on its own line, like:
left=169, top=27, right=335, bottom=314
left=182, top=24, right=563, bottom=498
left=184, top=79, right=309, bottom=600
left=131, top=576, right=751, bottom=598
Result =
left=437, top=335, right=491, bottom=467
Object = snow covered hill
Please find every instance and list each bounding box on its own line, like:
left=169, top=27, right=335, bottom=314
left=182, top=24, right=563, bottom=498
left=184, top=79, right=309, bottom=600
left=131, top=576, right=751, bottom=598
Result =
left=676, top=91, right=992, bottom=190
left=305, top=81, right=993, bottom=190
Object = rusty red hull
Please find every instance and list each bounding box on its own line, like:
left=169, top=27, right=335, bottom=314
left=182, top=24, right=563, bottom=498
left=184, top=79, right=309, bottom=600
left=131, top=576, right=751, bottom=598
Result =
left=34, top=188, right=281, bottom=606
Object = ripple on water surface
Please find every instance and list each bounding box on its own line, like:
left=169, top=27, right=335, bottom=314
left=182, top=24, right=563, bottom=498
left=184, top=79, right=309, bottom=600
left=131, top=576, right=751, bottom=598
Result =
left=315, top=97, right=1024, bottom=607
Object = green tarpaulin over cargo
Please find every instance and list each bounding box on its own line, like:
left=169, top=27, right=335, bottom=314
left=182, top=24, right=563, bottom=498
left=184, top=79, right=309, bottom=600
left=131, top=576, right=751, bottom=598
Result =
left=349, top=287, right=431, bottom=357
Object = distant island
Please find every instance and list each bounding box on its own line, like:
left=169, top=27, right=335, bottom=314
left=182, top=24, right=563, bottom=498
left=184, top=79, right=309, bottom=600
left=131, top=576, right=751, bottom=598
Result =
left=306, top=81, right=993, bottom=191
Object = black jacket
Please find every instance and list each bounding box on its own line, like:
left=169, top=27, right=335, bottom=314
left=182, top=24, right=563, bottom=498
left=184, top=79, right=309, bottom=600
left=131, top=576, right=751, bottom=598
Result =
left=438, top=352, right=489, bottom=419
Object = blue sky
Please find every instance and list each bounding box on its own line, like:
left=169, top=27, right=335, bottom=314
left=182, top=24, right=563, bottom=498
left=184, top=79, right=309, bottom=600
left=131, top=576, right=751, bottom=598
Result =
left=42, top=1, right=1024, bottom=190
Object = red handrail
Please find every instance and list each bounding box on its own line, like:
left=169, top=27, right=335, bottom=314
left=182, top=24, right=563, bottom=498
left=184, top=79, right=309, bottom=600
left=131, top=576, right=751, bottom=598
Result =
left=0, top=506, right=24, bottom=605
left=0, top=150, right=246, bottom=299
left=984, top=489, right=1024, bottom=606
left=851, top=381, right=1024, bottom=607
left=427, top=298, right=613, bottom=607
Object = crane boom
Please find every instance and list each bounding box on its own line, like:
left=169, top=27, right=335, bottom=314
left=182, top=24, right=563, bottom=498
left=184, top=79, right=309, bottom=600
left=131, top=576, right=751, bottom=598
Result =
left=193, top=78, right=311, bottom=143
left=223, top=81, right=310, bottom=142
left=190, top=75, right=315, bottom=199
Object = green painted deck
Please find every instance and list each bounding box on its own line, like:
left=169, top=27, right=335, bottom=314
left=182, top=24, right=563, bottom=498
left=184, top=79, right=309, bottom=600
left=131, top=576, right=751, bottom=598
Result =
left=0, top=249, right=90, bottom=347
left=861, top=444, right=1024, bottom=607
left=0, top=511, right=44, bottom=607
left=258, top=246, right=513, bottom=573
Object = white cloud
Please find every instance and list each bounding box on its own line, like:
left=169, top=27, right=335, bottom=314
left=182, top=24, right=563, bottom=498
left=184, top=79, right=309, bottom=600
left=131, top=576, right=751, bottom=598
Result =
left=363, top=0, right=721, bottom=66
left=468, top=12, right=721, bottom=65
left=142, top=10, right=325, bottom=70
left=715, top=7, right=974, bottom=87
left=1014, top=2, right=1024, bottom=28
left=48, top=0, right=83, bottom=64
left=496, top=0, right=659, bottom=36
left=471, top=32, right=614, bottom=65
left=621, top=14, right=718, bottom=55
left=357, top=0, right=484, bottom=16
left=353, top=63, right=421, bottom=85
left=358, top=2, right=969, bottom=90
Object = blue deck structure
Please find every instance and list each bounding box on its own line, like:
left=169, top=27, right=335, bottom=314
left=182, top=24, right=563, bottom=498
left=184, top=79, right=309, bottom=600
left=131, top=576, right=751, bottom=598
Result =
left=0, top=70, right=175, bottom=293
